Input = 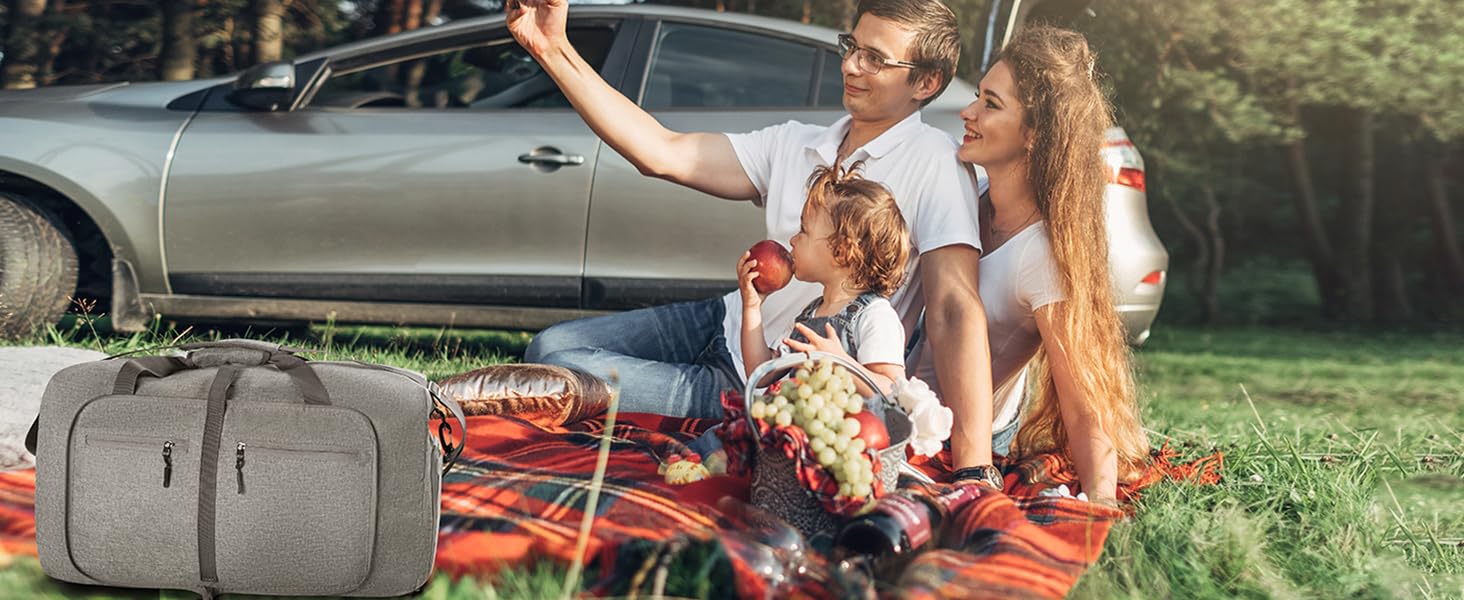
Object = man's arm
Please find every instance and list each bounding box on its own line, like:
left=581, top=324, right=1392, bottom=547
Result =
left=507, top=0, right=760, bottom=200
left=919, top=245, right=995, bottom=469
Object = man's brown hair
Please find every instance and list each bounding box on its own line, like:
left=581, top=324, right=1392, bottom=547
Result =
left=803, top=164, right=911, bottom=296
left=855, top=0, right=961, bottom=106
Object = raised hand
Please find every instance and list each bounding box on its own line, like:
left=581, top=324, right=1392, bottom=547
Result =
left=505, top=0, right=569, bottom=58
left=737, top=251, right=765, bottom=311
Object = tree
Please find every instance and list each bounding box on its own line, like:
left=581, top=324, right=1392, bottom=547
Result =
left=1390, top=0, right=1464, bottom=304
left=2, top=0, right=49, bottom=89
left=1231, top=0, right=1399, bottom=321
left=252, top=0, right=286, bottom=64
left=1089, top=0, right=1460, bottom=322
left=160, top=0, right=197, bottom=80
left=1081, top=0, right=1290, bottom=324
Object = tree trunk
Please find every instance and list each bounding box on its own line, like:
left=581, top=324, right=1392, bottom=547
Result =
left=159, top=0, right=197, bottom=81
left=219, top=16, right=237, bottom=72
left=1200, top=182, right=1225, bottom=324
left=400, top=0, right=443, bottom=108
left=1283, top=100, right=1346, bottom=319
left=79, top=0, right=109, bottom=82
left=1163, top=168, right=1223, bottom=325
left=2, top=0, right=49, bottom=89
left=403, top=0, right=423, bottom=31
left=1424, top=148, right=1464, bottom=291
left=424, top=0, right=444, bottom=26
left=1372, top=253, right=1412, bottom=322
left=35, top=0, right=67, bottom=85
left=835, top=0, right=859, bottom=30
left=1337, top=108, right=1376, bottom=320
left=234, top=13, right=253, bottom=68
left=251, top=0, right=285, bottom=64
left=381, top=0, right=406, bottom=34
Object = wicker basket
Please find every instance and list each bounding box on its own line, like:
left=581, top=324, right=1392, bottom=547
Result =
left=743, top=352, right=913, bottom=540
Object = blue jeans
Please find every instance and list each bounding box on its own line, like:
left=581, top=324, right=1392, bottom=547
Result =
left=940, top=417, right=1021, bottom=459
left=524, top=297, right=741, bottom=419
left=991, top=417, right=1020, bottom=457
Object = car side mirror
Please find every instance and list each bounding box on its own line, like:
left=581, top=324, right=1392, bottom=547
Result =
left=229, top=61, right=296, bottom=111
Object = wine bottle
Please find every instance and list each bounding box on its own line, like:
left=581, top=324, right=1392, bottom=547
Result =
left=832, top=485, right=982, bottom=567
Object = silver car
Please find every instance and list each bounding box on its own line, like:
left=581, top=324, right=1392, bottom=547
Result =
left=0, top=4, right=1166, bottom=342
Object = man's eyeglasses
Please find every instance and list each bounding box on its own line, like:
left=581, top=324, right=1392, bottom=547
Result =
left=837, top=33, right=924, bottom=75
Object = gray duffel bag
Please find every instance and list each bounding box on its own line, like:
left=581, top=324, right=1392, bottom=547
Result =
left=23, top=339, right=467, bottom=599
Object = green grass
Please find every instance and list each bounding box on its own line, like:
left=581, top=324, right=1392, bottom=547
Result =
left=1073, top=325, right=1464, bottom=599
left=3, top=315, right=1462, bottom=598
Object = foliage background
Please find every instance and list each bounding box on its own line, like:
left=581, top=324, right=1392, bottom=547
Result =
left=3, top=0, right=1459, bottom=327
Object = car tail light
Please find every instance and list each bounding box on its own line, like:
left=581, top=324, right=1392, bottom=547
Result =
left=1134, top=270, right=1165, bottom=292
left=1103, top=128, right=1146, bottom=192
left=1112, top=167, right=1146, bottom=191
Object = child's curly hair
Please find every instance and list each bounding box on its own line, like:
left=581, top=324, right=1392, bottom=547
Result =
left=803, top=163, right=912, bottom=297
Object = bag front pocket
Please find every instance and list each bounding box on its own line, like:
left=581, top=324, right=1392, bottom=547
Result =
left=67, top=396, right=206, bottom=588
left=214, top=402, right=378, bottom=595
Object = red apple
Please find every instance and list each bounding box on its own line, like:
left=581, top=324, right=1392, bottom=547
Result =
left=852, top=409, right=890, bottom=451
left=747, top=240, right=793, bottom=294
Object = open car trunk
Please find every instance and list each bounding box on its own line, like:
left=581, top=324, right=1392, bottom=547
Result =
left=976, top=0, right=1095, bottom=71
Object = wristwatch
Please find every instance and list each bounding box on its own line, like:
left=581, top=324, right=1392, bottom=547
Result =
left=953, top=464, right=1004, bottom=491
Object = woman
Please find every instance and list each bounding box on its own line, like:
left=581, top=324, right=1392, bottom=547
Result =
left=953, top=25, right=1148, bottom=505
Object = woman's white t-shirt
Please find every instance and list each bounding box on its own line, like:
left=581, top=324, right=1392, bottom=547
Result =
left=909, top=221, right=1064, bottom=431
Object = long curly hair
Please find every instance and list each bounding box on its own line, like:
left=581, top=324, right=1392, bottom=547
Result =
left=803, top=163, right=911, bottom=297
left=997, top=26, right=1149, bottom=480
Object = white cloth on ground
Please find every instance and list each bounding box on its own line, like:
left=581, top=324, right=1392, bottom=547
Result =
left=0, top=346, right=108, bottom=471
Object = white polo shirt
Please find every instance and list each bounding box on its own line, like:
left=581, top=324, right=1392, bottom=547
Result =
left=723, top=111, right=985, bottom=381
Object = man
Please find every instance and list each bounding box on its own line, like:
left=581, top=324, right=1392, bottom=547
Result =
left=510, top=0, right=1002, bottom=481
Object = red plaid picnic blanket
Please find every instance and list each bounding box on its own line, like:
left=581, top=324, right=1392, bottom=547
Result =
left=0, top=414, right=1220, bottom=598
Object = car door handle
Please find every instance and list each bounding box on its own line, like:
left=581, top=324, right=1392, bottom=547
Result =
left=518, top=148, right=585, bottom=168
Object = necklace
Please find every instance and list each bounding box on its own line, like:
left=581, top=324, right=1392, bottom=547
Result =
left=992, top=207, right=1040, bottom=238
left=984, top=205, right=1041, bottom=254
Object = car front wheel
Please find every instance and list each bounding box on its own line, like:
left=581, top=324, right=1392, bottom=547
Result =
left=0, top=192, right=78, bottom=339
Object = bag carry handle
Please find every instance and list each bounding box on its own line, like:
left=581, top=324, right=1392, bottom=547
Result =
left=112, top=348, right=332, bottom=406
left=25, top=345, right=330, bottom=456
left=26, top=340, right=467, bottom=475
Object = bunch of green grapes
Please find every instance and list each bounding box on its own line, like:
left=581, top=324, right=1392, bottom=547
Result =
left=748, top=358, right=877, bottom=499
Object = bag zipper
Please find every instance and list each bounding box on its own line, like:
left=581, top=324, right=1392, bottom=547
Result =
left=84, top=433, right=186, bottom=453
left=235, top=442, right=246, bottom=494
left=163, top=440, right=174, bottom=488
left=81, top=434, right=185, bottom=489
left=246, top=443, right=359, bottom=461
left=234, top=442, right=359, bottom=494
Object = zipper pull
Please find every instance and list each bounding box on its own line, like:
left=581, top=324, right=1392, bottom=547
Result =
left=162, top=441, right=174, bottom=488
left=235, top=442, right=246, bottom=494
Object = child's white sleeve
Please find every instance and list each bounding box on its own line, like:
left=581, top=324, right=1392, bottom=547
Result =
left=853, top=299, right=906, bottom=367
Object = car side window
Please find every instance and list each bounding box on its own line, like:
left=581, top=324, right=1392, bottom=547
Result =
left=817, top=51, right=845, bottom=108
left=310, top=25, right=616, bottom=110
left=643, top=23, right=817, bottom=109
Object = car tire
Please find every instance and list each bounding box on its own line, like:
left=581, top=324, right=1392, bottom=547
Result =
left=0, top=192, right=79, bottom=339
